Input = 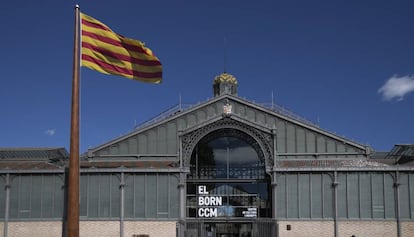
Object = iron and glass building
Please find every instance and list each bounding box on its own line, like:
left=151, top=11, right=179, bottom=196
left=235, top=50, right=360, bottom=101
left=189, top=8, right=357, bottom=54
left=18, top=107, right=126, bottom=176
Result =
left=1, top=73, right=414, bottom=237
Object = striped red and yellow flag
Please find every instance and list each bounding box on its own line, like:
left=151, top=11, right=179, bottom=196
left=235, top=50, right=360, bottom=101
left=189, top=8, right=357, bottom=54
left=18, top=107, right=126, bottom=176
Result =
left=80, top=13, right=162, bottom=83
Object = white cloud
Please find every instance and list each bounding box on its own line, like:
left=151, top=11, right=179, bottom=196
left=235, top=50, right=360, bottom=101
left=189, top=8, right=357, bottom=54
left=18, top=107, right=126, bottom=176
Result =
left=45, top=129, right=56, bottom=136
left=378, top=75, right=414, bottom=101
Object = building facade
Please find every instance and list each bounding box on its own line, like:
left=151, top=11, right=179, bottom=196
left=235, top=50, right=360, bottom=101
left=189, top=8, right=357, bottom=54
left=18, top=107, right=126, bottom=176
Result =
left=1, top=73, right=414, bottom=237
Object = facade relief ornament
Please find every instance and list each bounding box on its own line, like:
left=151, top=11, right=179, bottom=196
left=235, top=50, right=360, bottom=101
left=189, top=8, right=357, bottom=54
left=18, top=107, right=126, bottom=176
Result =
left=223, top=101, right=232, bottom=116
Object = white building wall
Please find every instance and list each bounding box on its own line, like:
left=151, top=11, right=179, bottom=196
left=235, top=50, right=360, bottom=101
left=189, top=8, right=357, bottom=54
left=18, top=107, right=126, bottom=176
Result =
left=277, top=221, right=334, bottom=237
left=3, top=220, right=414, bottom=237
left=338, top=221, right=397, bottom=237
left=7, top=221, right=62, bottom=237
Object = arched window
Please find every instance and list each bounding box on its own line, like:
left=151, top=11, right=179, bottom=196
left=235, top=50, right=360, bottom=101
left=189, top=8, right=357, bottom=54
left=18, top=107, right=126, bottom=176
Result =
left=189, top=129, right=265, bottom=180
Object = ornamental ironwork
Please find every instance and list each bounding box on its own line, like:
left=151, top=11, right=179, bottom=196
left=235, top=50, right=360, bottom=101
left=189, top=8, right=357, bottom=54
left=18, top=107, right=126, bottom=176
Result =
left=181, top=117, right=274, bottom=170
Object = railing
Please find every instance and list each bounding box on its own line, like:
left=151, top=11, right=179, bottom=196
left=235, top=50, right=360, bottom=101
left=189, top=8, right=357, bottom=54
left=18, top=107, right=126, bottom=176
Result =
left=134, top=103, right=192, bottom=130
left=188, top=166, right=266, bottom=179
left=134, top=97, right=319, bottom=131
left=260, top=102, right=319, bottom=128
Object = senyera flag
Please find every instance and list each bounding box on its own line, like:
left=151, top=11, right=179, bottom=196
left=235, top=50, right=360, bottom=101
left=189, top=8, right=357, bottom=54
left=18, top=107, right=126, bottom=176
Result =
left=80, top=13, right=162, bottom=83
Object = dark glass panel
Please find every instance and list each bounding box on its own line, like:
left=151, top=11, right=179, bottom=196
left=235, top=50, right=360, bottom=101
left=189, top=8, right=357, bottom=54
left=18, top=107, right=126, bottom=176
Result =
left=42, top=175, right=54, bottom=218
left=134, top=175, right=145, bottom=217
left=99, top=175, right=110, bottom=217
left=169, top=175, right=179, bottom=218
left=158, top=174, right=169, bottom=217
left=53, top=175, right=64, bottom=218
left=299, top=174, right=310, bottom=218
left=322, top=173, right=333, bottom=218
left=30, top=175, right=42, bottom=218
left=287, top=174, right=298, bottom=218
left=10, top=176, right=20, bottom=218
left=80, top=175, right=88, bottom=217
left=384, top=174, right=395, bottom=218
left=87, top=175, right=99, bottom=217
left=110, top=174, right=120, bottom=218
left=0, top=177, right=5, bottom=217
left=19, top=175, right=32, bottom=218
left=276, top=175, right=286, bottom=218
left=123, top=174, right=134, bottom=218
left=190, top=129, right=265, bottom=180
left=146, top=174, right=157, bottom=218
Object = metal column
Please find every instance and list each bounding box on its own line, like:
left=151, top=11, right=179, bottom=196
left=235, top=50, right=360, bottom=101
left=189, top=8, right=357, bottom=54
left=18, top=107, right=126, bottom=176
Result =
left=120, top=172, right=125, bottom=237
left=3, top=173, right=10, bottom=237
left=333, top=171, right=338, bottom=237
left=271, top=128, right=278, bottom=237
left=394, top=171, right=401, bottom=237
left=178, top=131, right=186, bottom=237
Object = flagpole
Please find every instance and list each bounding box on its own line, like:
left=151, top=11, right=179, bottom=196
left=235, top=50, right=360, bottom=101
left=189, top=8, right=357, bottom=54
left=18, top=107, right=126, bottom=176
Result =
left=67, top=4, right=80, bottom=237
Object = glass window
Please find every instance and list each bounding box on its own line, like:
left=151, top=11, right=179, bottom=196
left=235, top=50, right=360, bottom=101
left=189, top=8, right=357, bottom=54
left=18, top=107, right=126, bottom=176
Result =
left=158, top=174, right=169, bottom=217
left=87, top=175, right=99, bottom=217
left=0, top=177, right=5, bottom=217
left=133, top=175, right=145, bottom=217
left=99, top=175, right=111, bottom=217
left=110, top=174, right=120, bottom=218
left=8, top=174, right=64, bottom=219
left=190, top=129, right=265, bottom=180
left=122, top=173, right=179, bottom=219
left=146, top=175, right=157, bottom=218
left=30, top=175, right=42, bottom=218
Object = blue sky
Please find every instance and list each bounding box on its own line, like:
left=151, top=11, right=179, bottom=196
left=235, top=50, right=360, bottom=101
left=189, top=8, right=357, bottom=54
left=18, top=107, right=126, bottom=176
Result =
left=0, top=0, right=413, bottom=152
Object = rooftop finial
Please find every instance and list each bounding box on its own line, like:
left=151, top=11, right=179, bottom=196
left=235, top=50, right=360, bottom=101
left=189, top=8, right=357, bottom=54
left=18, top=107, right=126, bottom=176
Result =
left=213, top=72, right=238, bottom=97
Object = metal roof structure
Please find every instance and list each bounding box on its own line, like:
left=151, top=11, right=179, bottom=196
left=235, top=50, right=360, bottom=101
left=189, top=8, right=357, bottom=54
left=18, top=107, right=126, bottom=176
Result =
left=0, top=147, right=68, bottom=171
left=384, top=144, right=414, bottom=165
left=89, top=93, right=368, bottom=158
left=0, top=147, right=68, bottom=160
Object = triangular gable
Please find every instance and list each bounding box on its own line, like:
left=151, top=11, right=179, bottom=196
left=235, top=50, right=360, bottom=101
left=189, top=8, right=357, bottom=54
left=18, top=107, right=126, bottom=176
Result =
left=87, top=94, right=370, bottom=159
